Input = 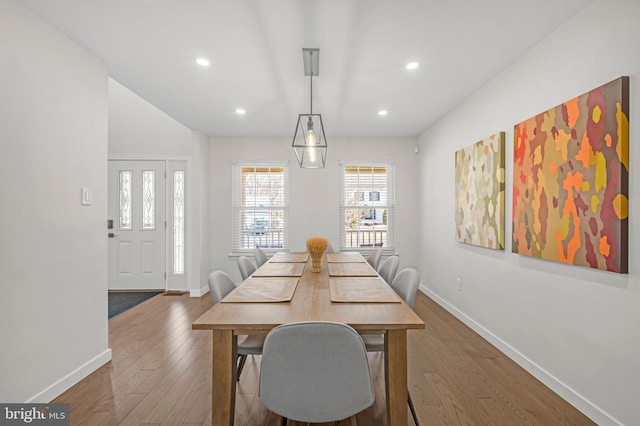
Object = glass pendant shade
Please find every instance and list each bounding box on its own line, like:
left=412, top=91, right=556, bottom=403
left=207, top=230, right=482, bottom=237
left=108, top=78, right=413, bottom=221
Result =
left=292, top=48, right=327, bottom=169
left=292, top=113, right=327, bottom=168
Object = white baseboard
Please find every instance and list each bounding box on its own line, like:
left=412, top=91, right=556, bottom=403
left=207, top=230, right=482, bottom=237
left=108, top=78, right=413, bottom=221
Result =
left=418, top=285, right=620, bottom=426
left=190, top=286, right=209, bottom=298
left=27, top=349, right=112, bottom=403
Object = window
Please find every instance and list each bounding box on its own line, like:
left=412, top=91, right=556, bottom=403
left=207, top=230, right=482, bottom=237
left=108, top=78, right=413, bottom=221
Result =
left=119, top=170, right=132, bottom=230
left=141, top=170, right=155, bottom=230
left=340, top=163, right=395, bottom=251
left=233, top=163, right=288, bottom=252
left=167, top=160, right=187, bottom=289
left=173, top=170, right=185, bottom=274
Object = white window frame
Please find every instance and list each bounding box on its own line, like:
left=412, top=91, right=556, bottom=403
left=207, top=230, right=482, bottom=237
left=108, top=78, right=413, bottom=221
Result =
left=339, top=162, right=395, bottom=255
left=232, top=162, right=289, bottom=255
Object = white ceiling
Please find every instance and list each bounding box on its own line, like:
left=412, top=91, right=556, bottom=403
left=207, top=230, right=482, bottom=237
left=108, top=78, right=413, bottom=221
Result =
left=17, top=0, right=592, bottom=138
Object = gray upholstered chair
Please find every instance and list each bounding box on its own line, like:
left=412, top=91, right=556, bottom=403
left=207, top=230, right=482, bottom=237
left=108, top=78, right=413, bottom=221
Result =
left=362, top=268, right=419, bottom=352
left=390, top=267, right=419, bottom=310
left=237, top=255, right=256, bottom=280
left=362, top=267, right=420, bottom=424
left=377, top=255, right=399, bottom=284
left=259, top=321, right=374, bottom=424
left=366, top=248, right=383, bottom=270
left=207, top=270, right=264, bottom=381
left=254, top=247, right=268, bottom=267
left=207, top=270, right=236, bottom=304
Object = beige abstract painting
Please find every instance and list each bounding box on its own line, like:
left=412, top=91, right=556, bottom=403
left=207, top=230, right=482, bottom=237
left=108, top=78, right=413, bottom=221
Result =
left=455, top=132, right=505, bottom=250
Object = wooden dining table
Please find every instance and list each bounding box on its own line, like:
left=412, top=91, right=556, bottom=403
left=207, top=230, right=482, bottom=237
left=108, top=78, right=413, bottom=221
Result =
left=192, top=252, right=425, bottom=425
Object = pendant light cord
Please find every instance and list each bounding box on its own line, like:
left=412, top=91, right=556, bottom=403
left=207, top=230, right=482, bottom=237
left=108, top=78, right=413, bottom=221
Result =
left=309, top=51, right=313, bottom=115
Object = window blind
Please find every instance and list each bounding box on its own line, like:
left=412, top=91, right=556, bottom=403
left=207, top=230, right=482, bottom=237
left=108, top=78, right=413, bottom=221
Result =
left=339, top=163, right=395, bottom=252
left=232, top=164, right=289, bottom=253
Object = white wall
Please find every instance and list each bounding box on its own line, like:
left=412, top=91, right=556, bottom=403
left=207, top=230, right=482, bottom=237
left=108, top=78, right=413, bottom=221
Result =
left=108, top=78, right=195, bottom=157
left=208, top=136, right=419, bottom=285
left=108, top=78, right=210, bottom=294
left=191, top=131, right=211, bottom=294
left=0, top=0, right=110, bottom=402
left=418, top=0, right=640, bottom=424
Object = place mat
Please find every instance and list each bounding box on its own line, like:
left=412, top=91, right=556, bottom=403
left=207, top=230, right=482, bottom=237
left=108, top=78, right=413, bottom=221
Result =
left=328, top=262, right=378, bottom=277
left=252, top=262, right=306, bottom=277
left=269, top=252, right=309, bottom=263
left=222, top=278, right=299, bottom=303
left=329, top=278, right=402, bottom=303
left=327, top=252, right=366, bottom=263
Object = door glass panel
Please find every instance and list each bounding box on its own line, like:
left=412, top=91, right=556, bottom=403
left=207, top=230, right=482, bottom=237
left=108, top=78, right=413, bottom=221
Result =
left=173, top=171, right=185, bottom=274
left=119, top=170, right=132, bottom=230
left=142, top=170, right=155, bottom=230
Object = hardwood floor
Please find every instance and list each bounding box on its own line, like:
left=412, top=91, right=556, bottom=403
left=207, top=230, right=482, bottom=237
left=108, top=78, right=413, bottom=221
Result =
left=53, top=291, right=595, bottom=425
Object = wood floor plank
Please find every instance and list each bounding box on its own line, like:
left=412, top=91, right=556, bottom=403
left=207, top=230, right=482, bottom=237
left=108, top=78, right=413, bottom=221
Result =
left=53, top=291, right=595, bottom=425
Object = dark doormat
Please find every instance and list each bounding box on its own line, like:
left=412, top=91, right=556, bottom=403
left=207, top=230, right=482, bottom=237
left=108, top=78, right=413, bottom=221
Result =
left=163, top=291, right=188, bottom=296
left=108, top=291, right=162, bottom=318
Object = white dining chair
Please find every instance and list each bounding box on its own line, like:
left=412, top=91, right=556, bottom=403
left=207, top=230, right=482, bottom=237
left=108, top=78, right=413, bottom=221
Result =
left=366, top=247, right=383, bottom=269
left=259, top=321, right=374, bottom=424
left=361, top=267, right=420, bottom=424
left=254, top=247, right=268, bottom=267
left=207, top=270, right=264, bottom=381
left=237, top=255, right=256, bottom=280
left=377, top=255, right=399, bottom=284
left=390, top=267, right=419, bottom=309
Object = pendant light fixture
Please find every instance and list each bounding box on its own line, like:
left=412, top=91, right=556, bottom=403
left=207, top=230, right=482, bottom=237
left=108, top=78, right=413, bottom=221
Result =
left=292, top=48, right=327, bottom=168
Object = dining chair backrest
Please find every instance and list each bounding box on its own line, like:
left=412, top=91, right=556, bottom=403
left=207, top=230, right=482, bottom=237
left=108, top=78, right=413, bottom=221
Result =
left=259, top=321, right=374, bottom=423
left=254, top=247, right=268, bottom=267
left=207, top=270, right=236, bottom=304
left=366, top=248, right=383, bottom=270
left=377, top=255, right=399, bottom=284
left=237, top=255, right=256, bottom=281
left=207, top=270, right=263, bottom=381
left=390, top=267, right=420, bottom=309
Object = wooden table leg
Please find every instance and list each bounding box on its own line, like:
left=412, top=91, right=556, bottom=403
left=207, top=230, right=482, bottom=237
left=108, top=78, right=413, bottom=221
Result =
left=385, top=329, right=408, bottom=426
left=211, top=330, right=237, bottom=426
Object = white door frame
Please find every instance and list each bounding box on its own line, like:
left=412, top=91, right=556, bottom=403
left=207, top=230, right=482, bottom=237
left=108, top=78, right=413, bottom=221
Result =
left=109, top=155, right=192, bottom=292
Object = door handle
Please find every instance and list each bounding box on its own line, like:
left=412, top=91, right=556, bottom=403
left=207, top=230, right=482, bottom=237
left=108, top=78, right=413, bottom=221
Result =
left=108, top=233, right=116, bottom=238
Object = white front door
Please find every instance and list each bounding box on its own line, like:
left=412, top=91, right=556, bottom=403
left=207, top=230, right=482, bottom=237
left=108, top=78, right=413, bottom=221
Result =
left=108, top=160, right=166, bottom=290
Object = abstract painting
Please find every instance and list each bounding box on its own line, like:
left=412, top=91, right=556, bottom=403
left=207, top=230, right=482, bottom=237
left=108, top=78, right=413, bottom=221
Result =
left=455, top=132, right=505, bottom=249
left=512, top=76, right=629, bottom=273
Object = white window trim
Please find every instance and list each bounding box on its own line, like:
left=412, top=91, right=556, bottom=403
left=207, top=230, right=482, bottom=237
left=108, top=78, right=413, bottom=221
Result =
left=231, top=161, right=289, bottom=256
left=339, top=161, right=396, bottom=256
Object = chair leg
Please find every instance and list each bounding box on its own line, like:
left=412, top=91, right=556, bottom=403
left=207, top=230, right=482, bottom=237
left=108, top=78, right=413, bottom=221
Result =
left=236, top=354, right=247, bottom=381
left=408, top=390, right=419, bottom=426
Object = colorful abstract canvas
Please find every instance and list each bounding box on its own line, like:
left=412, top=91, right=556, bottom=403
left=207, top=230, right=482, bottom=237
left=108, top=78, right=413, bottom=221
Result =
left=455, top=132, right=505, bottom=249
left=512, top=77, right=629, bottom=273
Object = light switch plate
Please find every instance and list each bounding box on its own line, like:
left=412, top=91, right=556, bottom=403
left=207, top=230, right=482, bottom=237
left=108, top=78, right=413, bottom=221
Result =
left=81, top=188, right=92, bottom=206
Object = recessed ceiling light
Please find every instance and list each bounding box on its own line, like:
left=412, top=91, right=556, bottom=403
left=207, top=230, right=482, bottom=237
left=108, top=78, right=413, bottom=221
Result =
left=378, top=110, right=388, bottom=116
left=236, top=108, right=246, bottom=115
left=406, top=62, right=419, bottom=70
left=196, top=58, right=210, bottom=67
